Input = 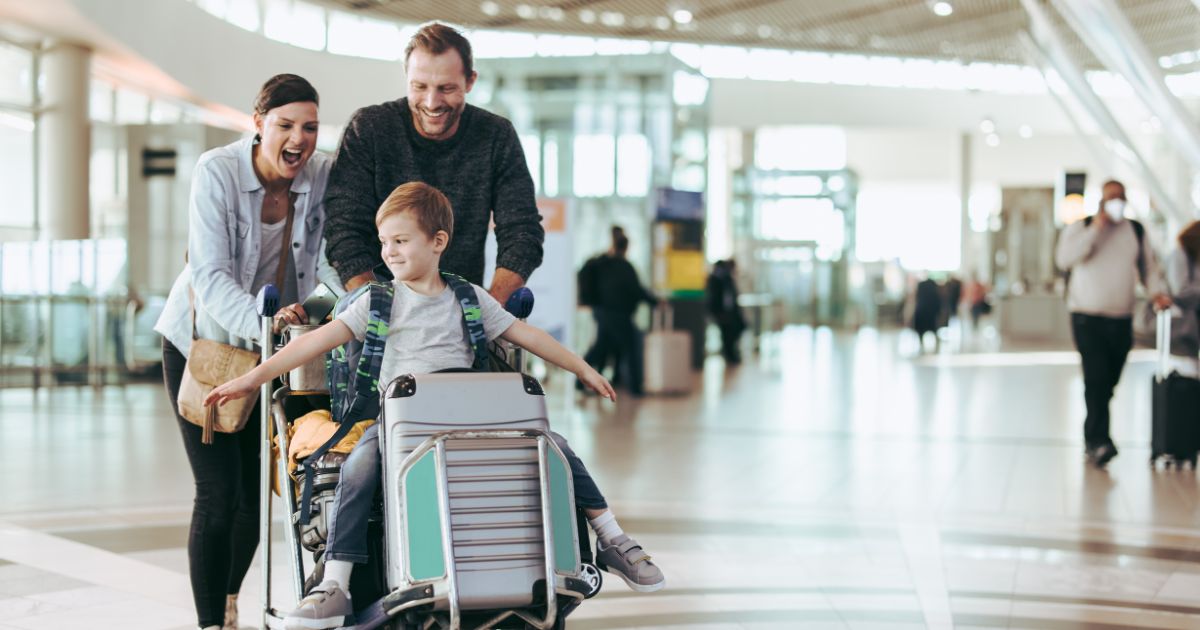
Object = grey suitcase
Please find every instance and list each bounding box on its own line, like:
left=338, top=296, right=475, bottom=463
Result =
left=379, top=371, right=580, bottom=614
left=643, top=305, right=692, bottom=394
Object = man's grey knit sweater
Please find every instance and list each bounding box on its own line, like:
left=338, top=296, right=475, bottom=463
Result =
left=323, top=98, right=544, bottom=286
left=1055, top=217, right=1165, bottom=318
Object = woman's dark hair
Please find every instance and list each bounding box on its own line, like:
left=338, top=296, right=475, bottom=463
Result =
left=1179, top=220, right=1200, bottom=263
left=253, top=74, right=319, bottom=117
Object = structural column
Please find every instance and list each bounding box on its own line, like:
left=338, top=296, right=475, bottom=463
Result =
left=38, top=40, right=91, bottom=241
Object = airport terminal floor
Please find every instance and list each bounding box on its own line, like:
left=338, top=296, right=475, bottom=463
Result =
left=2, top=324, right=1200, bottom=629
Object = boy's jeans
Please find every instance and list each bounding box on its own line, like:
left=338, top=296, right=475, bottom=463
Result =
left=324, top=423, right=607, bottom=564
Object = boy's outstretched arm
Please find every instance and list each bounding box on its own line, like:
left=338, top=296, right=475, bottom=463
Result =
left=204, top=320, right=355, bottom=407
left=500, top=321, right=617, bottom=400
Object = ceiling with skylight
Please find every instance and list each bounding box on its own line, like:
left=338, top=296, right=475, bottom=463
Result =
left=308, top=0, right=1200, bottom=71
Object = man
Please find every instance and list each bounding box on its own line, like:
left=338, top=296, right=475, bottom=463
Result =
left=1055, top=179, right=1171, bottom=467
left=581, top=226, right=657, bottom=394
left=323, top=22, right=543, bottom=303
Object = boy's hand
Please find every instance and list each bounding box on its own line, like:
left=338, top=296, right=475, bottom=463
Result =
left=578, top=366, right=617, bottom=401
left=204, top=375, right=258, bottom=407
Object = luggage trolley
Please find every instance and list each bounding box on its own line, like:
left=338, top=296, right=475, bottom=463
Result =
left=255, top=285, right=601, bottom=630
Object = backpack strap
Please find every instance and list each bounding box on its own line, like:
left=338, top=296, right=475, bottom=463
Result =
left=298, top=281, right=393, bottom=525
left=441, top=271, right=489, bottom=371
left=1130, top=218, right=1146, bottom=286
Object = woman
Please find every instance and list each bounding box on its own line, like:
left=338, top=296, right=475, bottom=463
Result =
left=154, top=74, right=334, bottom=630
left=1166, top=220, right=1200, bottom=376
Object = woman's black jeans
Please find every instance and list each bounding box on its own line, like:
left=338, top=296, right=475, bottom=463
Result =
left=162, top=339, right=260, bottom=628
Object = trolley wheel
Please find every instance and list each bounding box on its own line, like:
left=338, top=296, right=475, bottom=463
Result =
left=579, top=562, right=603, bottom=599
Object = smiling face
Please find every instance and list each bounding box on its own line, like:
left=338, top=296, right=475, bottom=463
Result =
left=406, top=48, right=476, bottom=141
left=378, top=210, right=448, bottom=282
left=253, top=101, right=319, bottom=181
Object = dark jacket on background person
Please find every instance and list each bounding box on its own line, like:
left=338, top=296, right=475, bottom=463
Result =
left=912, top=278, right=942, bottom=335
left=706, top=262, right=745, bottom=331
left=591, top=254, right=657, bottom=316
left=323, top=99, right=544, bottom=286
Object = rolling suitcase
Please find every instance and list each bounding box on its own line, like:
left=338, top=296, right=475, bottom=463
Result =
left=1151, top=309, right=1200, bottom=468
left=643, top=304, right=692, bottom=394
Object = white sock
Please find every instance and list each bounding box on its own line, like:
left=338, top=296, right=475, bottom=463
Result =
left=322, top=559, right=354, bottom=591
left=588, top=510, right=625, bottom=546
left=201, top=626, right=221, bottom=630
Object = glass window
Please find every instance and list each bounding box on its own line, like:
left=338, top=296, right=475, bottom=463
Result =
left=90, top=80, right=113, bottom=122
left=757, top=198, right=844, bottom=257
left=327, top=11, right=402, bottom=60
left=0, top=42, right=33, bottom=106
left=616, top=133, right=650, bottom=197
left=856, top=183, right=961, bottom=270
left=519, top=133, right=540, bottom=195
left=0, top=111, right=35, bottom=232
left=472, top=30, right=538, bottom=59
left=265, top=0, right=327, bottom=51
left=543, top=134, right=559, bottom=197
left=150, top=99, right=181, bottom=123
left=115, top=88, right=149, bottom=124
left=573, top=134, right=614, bottom=197
left=755, top=126, right=847, bottom=171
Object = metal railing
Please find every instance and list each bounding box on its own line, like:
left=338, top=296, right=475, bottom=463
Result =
left=0, top=293, right=164, bottom=388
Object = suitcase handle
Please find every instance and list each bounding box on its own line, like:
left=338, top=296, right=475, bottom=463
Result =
left=1157, top=307, right=1172, bottom=379
left=654, top=302, right=673, bottom=332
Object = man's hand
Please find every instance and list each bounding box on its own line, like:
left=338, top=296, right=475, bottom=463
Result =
left=488, top=268, right=526, bottom=305
left=272, top=303, right=308, bottom=335
left=1094, top=208, right=1113, bottom=229
left=1152, top=293, right=1173, bottom=311
left=345, top=271, right=376, bottom=292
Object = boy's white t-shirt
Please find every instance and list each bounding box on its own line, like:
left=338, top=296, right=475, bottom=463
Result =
left=336, top=280, right=517, bottom=389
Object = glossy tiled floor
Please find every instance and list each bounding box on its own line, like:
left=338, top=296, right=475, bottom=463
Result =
left=2, top=325, right=1200, bottom=629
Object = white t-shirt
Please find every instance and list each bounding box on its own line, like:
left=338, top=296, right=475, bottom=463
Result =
left=252, top=218, right=298, bottom=304
left=337, top=280, right=517, bottom=388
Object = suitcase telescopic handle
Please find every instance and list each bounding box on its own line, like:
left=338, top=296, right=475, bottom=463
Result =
left=655, top=301, right=672, bottom=331
left=1157, top=307, right=1172, bottom=380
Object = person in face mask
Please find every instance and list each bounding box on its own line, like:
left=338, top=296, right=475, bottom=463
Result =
left=1055, top=179, right=1172, bottom=468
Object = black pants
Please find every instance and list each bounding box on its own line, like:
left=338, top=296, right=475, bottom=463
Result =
left=1070, top=313, right=1133, bottom=449
left=162, top=340, right=260, bottom=628
left=715, top=314, right=744, bottom=363
left=584, top=308, right=642, bottom=394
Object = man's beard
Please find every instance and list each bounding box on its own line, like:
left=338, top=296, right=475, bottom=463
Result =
left=414, top=104, right=461, bottom=140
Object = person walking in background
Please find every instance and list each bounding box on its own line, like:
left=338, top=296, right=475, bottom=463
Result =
left=706, top=259, right=746, bottom=364
left=1055, top=179, right=1171, bottom=468
left=911, top=274, right=942, bottom=353
left=1165, top=220, right=1200, bottom=376
left=154, top=74, right=335, bottom=630
left=964, top=274, right=991, bottom=330
left=581, top=226, right=657, bottom=395
left=943, top=274, right=963, bottom=328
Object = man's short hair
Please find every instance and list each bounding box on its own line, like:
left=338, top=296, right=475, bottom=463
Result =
left=1102, top=179, right=1126, bottom=195
left=405, top=22, right=474, bottom=77
left=376, top=182, right=454, bottom=242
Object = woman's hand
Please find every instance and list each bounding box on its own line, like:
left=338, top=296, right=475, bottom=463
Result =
left=577, top=365, right=617, bottom=401
left=204, top=374, right=259, bottom=407
left=272, top=302, right=308, bottom=334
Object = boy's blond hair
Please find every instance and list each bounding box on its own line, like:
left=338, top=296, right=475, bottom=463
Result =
left=375, top=182, right=454, bottom=242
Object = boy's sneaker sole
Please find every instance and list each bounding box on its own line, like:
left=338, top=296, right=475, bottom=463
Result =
left=283, top=616, right=355, bottom=630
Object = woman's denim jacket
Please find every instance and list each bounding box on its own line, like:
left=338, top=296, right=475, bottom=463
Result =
left=155, top=136, right=338, bottom=357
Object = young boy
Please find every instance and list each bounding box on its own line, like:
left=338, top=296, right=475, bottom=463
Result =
left=206, top=182, right=665, bottom=629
